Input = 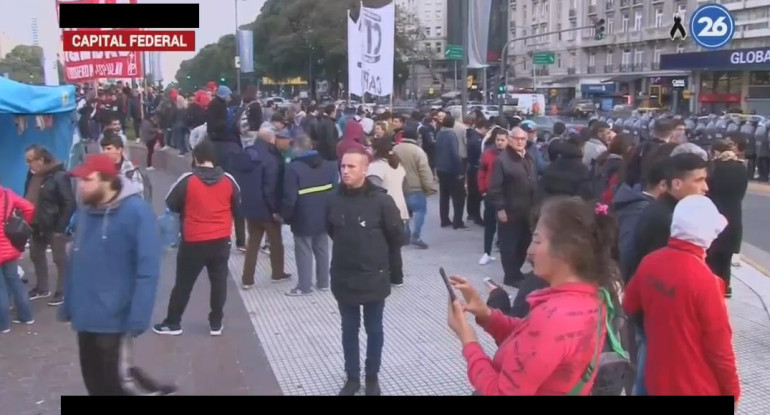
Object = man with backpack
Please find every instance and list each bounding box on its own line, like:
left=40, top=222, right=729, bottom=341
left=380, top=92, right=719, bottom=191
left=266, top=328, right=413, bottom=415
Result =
left=100, top=132, right=151, bottom=202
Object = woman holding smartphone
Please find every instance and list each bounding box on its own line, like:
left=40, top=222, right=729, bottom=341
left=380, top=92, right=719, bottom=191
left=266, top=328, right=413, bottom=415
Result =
left=447, top=197, right=619, bottom=395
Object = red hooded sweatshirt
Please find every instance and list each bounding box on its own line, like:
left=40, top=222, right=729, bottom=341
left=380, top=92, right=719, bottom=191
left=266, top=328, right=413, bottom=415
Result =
left=462, top=282, right=606, bottom=395
left=0, top=188, right=35, bottom=265
left=624, top=238, right=740, bottom=401
left=336, top=119, right=368, bottom=160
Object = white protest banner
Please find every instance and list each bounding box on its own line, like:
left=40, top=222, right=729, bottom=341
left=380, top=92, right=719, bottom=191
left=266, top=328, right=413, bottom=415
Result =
left=347, top=10, right=363, bottom=96
left=357, top=1, right=394, bottom=97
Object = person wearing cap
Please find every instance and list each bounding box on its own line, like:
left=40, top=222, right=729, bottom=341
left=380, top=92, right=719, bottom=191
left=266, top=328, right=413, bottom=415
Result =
left=624, top=195, right=740, bottom=402
left=59, top=154, right=172, bottom=395
left=154, top=140, right=241, bottom=337
left=231, top=128, right=292, bottom=289
left=206, top=85, right=233, bottom=143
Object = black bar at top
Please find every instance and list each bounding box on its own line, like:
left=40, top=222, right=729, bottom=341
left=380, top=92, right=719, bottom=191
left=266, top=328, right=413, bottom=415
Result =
left=59, top=3, right=199, bottom=29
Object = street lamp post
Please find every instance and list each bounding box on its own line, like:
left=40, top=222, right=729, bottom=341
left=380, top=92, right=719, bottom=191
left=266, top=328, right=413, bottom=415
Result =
left=234, top=0, right=243, bottom=93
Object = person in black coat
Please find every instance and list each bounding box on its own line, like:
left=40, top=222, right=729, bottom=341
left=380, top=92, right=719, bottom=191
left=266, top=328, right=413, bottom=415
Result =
left=537, top=137, right=594, bottom=201
left=706, top=139, right=749, bottom=298
left=315, top=105, right=340, bottom=161
left=327, top=149, right=403, bottom=396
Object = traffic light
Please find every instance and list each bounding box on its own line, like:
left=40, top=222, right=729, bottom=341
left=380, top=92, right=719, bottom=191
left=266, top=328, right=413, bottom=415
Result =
left=498, top=84, right=505, bottom=94
left=186, top=75, right=191, bottom=79
left=220, top=77, right=226, bottom=83
left=594, top=18, right=606, bottom=40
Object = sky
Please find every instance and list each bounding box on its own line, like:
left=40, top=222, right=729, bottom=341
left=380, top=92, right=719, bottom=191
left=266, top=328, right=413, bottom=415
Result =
left=0, top=0, right=266, bottom=81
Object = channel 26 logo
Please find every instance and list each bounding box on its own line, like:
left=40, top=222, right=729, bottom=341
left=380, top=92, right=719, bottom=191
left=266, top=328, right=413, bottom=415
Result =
left=674, top=3, right=735, bottom=50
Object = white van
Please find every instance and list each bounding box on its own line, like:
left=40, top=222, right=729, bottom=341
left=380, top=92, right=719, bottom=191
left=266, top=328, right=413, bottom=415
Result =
left=502, top=94, right=546, bottom=116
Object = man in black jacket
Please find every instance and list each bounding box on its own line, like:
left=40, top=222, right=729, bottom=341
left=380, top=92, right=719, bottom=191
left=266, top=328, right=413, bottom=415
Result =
left=315, top=104, right=340, bottom=161
left=327, top=148, right=403, bottom=396
left=629, top=153, right=709, bottom=279
left=466, top=119, right=489, bottom=226
left=487, top=127, right=537, bottom=288
left=24, top=145, right=76, bottom=306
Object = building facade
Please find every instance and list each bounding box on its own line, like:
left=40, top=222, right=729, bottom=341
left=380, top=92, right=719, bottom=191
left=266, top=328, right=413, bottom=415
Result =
left=505, top=0, right=770, bottom=113
left=396, top=0, right=448, bottom=96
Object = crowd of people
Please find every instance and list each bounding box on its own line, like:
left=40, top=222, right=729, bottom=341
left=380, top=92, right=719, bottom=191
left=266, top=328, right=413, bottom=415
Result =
left=0, top=82, right=746, bottom=402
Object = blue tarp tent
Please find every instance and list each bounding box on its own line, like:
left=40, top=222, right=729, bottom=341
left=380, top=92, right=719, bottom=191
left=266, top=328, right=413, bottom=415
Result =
left=0, top=77, right=76, bottom=195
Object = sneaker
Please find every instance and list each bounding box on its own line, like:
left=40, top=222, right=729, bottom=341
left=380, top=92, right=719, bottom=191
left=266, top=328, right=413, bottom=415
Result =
left=210, top=323, right=223, bottom=336
left=725, top=286, right=733, bottom=299
left=365, top=377, right=381, bottom=396
left=236, top=246, right=247, bottom=253
left=146, top=166, right=156, bottom=171
left=317, top=285, right=330, bottom=292
left=48, top=293, right=64, bottom=306
left=29, top=289, right=51, bottom=300
left=411, top=239, right=429, bottom=250
left=242, top=284, right=255, bottom=291
left=12, top=319, right=35, bottom=325
left=286, top=288, right=312, bottom=297
left=260, top=244, right=270, bottom=253
left=479, top=253, right=495, bottom=265
left=271, top=273, right=292, bottom=283
left=338, top=378, right=361, bottom=396
left=152, top=323, right=183, bottom=336
left=0, top=328, right=9, bottom=334
left=391, top=283, right=404, bottom=288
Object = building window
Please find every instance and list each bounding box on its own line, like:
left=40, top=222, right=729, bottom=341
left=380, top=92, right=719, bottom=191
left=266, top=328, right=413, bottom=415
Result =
left=541, top=23, right=548, bottom=44
left=607, top=16, right=614, bottom=34
left=676, top=43, right=684, bottom=53
left=653, top=45, right=661, bottom=63
left=436, top=26, right=442, bottom=36
left=634, top=50, right=644, bottom=65
left=606, top=52, right=613, bottom=66
left=435, top=42, right=442, bottom=53
left=426, top=27, right=431, bottom=37
left=435, top=10, right=440, bottom=19
left=568, top=21, right=576, bottom=40
left=569, top=51, right=576, bottom=68
left=751, top=71, right=770, bottom=86
left=655, top=9, right=663, bottom=28
left=542, top=0, right=548, bottom=17
left=557, top=53, right=563, bottom=68
left=588, top=53, right=596, bottom=67
left=634, top=11, right=642, bottom=31
left=570, top=0, right=577, bottom=9
left=425, top=43, right=432, bottom=53
left=622, top=15, right=629, bottom=32
left=621, top=49, right=630, bottom=65
left=558, top=23, right=563, bottom=40
left=676, top=4, right=687, bottom=17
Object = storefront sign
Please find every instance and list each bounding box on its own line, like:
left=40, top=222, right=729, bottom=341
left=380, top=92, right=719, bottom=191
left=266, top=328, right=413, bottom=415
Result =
left=672, top=79, right=687, bottom=88
left=699, top=93, right=740, bottom=103
left=581, top=84, right=615, bottom=93
left=661, top=47, right=770, bottom=70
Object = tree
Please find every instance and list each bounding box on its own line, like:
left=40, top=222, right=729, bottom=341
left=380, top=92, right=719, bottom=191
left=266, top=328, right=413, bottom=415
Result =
left=174, top=34, right=236, bottom=94
left=244, top=0, right=417, bottom=97
left=0, top=45, right=44, bottom=84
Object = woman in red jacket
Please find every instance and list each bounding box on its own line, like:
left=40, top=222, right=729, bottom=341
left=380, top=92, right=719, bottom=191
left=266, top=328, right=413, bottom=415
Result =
left=624, top=195, right=740, bottom=402
left=477, top=127, right=509, bottom=266
left=448, top=197, right=618, bottom=395
left=0, top=185, right=36, bottom=333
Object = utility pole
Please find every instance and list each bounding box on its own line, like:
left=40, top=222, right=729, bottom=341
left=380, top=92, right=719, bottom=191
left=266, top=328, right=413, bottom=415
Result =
left=460, top=0, right=469, bottom=116
left=234, top=0, right=240, bottom=93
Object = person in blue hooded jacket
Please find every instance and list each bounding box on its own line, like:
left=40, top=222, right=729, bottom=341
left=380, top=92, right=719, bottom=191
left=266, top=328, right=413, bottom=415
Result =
left=282, top=134, right=339, bottom=296
left=59, top=154, right=172, bottom=396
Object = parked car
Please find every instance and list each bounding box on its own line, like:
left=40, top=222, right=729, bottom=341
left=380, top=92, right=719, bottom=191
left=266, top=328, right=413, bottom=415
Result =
left=565, top=99, right=597, bottom=118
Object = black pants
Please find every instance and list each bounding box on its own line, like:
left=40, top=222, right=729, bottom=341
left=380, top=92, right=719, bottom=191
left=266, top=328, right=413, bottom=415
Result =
left=483, top=201, right=497, bottom=255
left=165, top=238, right=231, bottom=327
left=234, top=216, right=246, bottom=248
left=466, top=167, right=482, bottom=221
left=747, top=156, right=757, bottom=181
left=78, top=332, right=166, bottom=395
left=757, top=157, right=770, bottom=182
left=498, top=216, right=532, bottom=286
left=437, top=172, right=466, bottom=227
left=389, top=244, right=404, bottom=285
left=707, top=250, right=732, bottom=288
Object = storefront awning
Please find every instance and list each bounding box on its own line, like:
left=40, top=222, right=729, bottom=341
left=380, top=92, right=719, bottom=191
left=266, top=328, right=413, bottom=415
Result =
left=547, top=76, right=579, bottom=85
left=602, top=74, right=644, bottom=84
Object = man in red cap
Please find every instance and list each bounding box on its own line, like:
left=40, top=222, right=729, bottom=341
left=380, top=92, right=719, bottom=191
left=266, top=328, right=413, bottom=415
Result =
left=59, top=154, right=172, bottom=395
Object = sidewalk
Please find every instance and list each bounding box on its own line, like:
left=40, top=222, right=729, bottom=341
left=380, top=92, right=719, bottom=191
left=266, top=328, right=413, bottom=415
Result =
left=0, top=170, right=281, bottom=415
left=228, top=192, right=770, bottom=407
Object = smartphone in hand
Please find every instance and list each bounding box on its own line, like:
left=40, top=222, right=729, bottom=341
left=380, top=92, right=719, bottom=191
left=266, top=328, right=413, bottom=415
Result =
left=484, top=277, right=503, bottom=290
left=439, top=267, right=457, bottom=302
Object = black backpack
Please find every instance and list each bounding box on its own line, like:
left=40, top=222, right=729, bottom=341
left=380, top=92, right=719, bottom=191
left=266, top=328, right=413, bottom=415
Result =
left=568, top=287, right=632, bottom=396
left=2, top=190, right=32, bottom=252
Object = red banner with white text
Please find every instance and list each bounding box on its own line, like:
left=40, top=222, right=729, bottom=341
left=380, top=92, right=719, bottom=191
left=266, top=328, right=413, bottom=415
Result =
left=56, top=0, right=143, bottom=82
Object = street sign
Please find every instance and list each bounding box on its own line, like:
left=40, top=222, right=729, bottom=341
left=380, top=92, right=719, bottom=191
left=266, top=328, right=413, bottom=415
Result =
left=689, top=3, right=735, bottom=50
left=533, top=52, right=556, bottom=65
left=445, top=44, right=463, bottom=61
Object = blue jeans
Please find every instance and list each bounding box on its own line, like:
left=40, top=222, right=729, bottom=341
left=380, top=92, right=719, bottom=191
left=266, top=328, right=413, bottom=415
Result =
left=405, top=192, right=427, bottom=241
left=634, top=327, right=647, bottom=396
left=173, top=127, right=189, bottom=154
left=0, top=261, right=33, bottom=331
left=339, top=300, right=385, bottom=379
